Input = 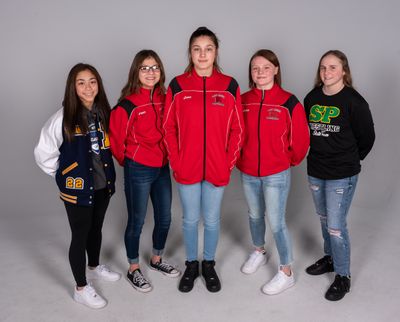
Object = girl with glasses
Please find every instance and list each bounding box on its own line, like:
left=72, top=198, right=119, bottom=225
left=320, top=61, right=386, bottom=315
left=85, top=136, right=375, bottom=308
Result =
left=163, top=27, right=244, bottom=293
left=34, top=63, right=121, bottom=309
left=110, top=50, right=180, bottom=293
left=237, top=50, right=309, bottom=295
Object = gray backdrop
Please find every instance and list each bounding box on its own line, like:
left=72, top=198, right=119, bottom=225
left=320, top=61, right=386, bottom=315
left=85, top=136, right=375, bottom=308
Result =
left=1, top=0, right=399, bottom=217
left=0, top=0, right=399, bottom=320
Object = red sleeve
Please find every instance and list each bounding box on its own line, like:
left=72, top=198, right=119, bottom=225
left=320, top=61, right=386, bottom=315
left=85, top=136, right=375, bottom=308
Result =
left=109, top=107, right=129, bottom=166
left=227, top=86, right=244, bottom=170
left=162, top=86, right=180, bottom=170
left=289, top=102, right=310, bottom=166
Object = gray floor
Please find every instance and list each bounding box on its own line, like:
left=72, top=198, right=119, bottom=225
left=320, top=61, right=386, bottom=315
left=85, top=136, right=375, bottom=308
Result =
left=1, top=168, right=399, bottom=322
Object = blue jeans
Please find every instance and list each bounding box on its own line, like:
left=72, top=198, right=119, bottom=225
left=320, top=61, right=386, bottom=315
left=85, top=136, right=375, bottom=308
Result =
left=308, top=175, right=358, bottom=276
left=241, top=169, right=293, bottom=266
left=177, top=181, right=225, bottom=261
left=124, top=159, right=172, bottom=264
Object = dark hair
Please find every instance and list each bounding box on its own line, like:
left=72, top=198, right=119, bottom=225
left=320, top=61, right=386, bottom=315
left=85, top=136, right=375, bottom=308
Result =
left=185, top=26, right=221, bottom=73
left=119, top=49, right=166, bottom=101
left=314, top=50, right=353, bottom=88
left=63, top=63, right=111, bottom=142
left=248, top=49, right=281, bottom=88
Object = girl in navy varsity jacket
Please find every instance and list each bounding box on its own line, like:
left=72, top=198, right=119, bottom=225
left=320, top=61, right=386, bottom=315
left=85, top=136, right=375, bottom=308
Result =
left=304, top=50, right=375, bottom=301
left=237, top=50, right=309, bottom=295
left=109, top=50, right=180, bottom=293
left=34, top=63, right=120, bottom=309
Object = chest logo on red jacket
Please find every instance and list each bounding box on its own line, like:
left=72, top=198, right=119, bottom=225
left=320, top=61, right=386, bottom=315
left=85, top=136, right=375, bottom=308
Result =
left=266, top=108, right=281, bottom=120
left=212, top=94, right=225, bottom=107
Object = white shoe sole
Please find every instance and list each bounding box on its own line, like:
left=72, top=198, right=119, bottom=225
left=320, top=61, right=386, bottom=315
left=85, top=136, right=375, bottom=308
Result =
left=241, top=257, right=267, bottom=275
left=149, top=265, right=181, bottom=278
left=262, top=280, right=295, bottom=295
left=126, top=276, right=153, bottom=293
left=73, top=292, right=107, bottom=309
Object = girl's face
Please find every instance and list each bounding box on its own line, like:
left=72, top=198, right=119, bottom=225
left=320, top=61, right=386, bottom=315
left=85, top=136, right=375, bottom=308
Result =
left=251, top=56, right=278, bottom=90
left=190, top=36, right=217, bottom=76
left=75, top=69, right=98, bottom=109
left=319, top=54, right=345, bottom=90
left=138, top=57, right=161, bottom=90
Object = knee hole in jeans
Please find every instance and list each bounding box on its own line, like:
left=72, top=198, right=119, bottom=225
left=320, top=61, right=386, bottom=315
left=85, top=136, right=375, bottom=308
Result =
left=335, top=188, right=344, bottom=194
left=310, top=184, right=320, bottom=191
left=328, top=228, right=342, bottom=239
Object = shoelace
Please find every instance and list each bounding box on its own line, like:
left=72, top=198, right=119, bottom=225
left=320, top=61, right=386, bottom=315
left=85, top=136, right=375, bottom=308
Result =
left=97, top=264, right=110, bottom=273
left=133, top=271, right=149, bottom=286
left=85, top=283, right=98, bottom=298
left=156, top=262, right=175, bottom=272
left=248, top=251, right=264, bottom=264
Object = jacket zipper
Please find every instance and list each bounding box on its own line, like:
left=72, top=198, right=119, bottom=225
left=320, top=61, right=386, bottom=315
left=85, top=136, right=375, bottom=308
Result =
left=150, top=88, right=165, bottom=164
left=203, top=76, right=207, bottom=180
left=258, top=90, right=265, bottom=177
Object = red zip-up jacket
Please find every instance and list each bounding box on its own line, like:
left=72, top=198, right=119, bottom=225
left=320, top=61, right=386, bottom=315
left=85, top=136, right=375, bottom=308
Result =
left=163, top=69, right=244, bottom=186
left=237, top=84, right=309, bottom=177
left=109, top=87, right=167, bottom=167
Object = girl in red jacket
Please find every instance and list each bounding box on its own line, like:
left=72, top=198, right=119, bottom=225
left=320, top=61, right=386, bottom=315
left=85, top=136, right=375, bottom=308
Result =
left=110, top=50, right=180, bottom=293
left=163, top=27, right=244, bottom=293
left=237, top=50, right=309, bottom=295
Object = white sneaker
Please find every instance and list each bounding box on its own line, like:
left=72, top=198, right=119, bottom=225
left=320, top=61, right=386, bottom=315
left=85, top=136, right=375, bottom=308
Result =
left=262, top=270, right=295, bottom=295
left=241, top=250, right=267, bottom=274
left=87, top=265, right=121, bottom=282
left=73, top=283, right=107, bottom=309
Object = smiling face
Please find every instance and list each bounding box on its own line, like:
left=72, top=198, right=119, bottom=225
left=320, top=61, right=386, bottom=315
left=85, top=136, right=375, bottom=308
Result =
left=319, top=54, right=345, bottom=93
left=138, top=57, right=161, bottom=90
left=190, top=36, right=217, bottom=76
left=250, top=56, right=278, bottom=90
left=75, top=69, right=98, bottom=109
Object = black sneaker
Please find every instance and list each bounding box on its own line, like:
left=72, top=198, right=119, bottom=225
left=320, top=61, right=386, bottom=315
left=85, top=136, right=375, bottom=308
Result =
left=325, top=274, right=351, bottom=301
left=126, top=269, right=152, bottom=293
left=178, top=261, right=199, bottom=293
left=305, top=255, right=334, bottom=275
left=150, top=259, right=180, bottom=277
left=202, top=260, right=221, bottom=293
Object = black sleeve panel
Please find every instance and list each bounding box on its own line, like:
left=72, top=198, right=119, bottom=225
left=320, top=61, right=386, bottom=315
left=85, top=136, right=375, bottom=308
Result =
left=170, top=78, right=182, bottom=96
left=113, top=99, right=137, bottom=117
left=226, top=79, right=239, bottom=97
left=282, top=95, right=299, bottom=116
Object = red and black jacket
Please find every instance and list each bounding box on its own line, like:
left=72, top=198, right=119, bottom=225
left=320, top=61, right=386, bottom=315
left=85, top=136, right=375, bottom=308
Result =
left=163, top=69, right=244, bottom=186
left=237, top=84, right=309, bottom=177
left=109, top=87, right=167, bottom=167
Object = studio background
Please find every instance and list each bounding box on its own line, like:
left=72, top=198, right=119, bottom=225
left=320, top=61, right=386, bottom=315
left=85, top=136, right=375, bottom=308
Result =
left=1, top=0, right=399, bottom=321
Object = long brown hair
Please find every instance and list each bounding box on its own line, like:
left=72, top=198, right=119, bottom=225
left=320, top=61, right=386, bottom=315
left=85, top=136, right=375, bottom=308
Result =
left=314, top=50, right=353, bottom=88
left=185, top=26, right=221, bottom=74
left=248, top=49, right=281, bottom=88
left=63, top=63, right=111, bottom=141
left=119, top=49, right=166, bottom=101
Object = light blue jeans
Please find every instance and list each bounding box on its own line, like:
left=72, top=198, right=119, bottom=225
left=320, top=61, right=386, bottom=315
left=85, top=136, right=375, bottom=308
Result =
left=241, top=169, right=293, bottom=266
left=308, top=175, right=358, bottom=276
left=177, top=181, right=225, bottom=261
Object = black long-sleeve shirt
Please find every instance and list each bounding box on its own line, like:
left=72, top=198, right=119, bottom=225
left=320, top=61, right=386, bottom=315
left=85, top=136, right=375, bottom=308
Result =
left=304, top=86, right=375, bottom=180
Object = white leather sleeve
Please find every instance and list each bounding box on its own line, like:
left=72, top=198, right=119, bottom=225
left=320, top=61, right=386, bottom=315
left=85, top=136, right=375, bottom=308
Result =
left=34, top=108, right=64, bottom=178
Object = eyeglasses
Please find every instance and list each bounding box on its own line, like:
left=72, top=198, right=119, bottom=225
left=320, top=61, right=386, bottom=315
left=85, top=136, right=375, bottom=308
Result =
left=139, top=65, right=161, bottom=73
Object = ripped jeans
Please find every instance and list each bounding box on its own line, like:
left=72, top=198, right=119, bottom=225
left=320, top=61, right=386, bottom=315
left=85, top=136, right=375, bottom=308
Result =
left=308, top=175, right=358, bottom=276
